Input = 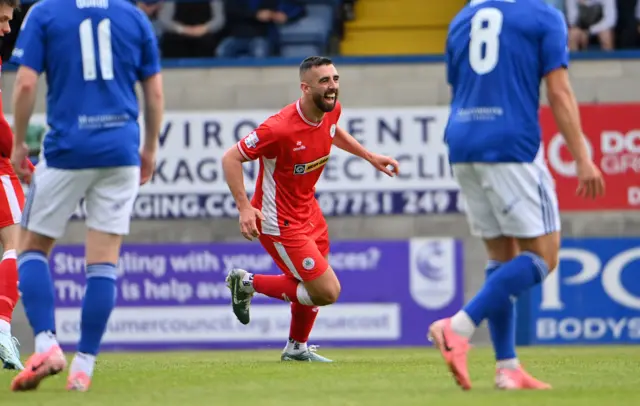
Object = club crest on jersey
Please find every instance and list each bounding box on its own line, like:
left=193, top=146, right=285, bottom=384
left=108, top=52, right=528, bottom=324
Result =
left=244, top=131, right=259, bottom=149
left=302, top=257, right=315, bottom=270
left=330, top=124, right=336, bottom=138
left=293, top=155, right=329, bottom=175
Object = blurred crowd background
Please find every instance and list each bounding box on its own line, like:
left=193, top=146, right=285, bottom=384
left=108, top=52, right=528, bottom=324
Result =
left=2, top=0, right=639, bottom=63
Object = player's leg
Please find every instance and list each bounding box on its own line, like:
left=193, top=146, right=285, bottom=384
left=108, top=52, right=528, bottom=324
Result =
left=12, top=164, right=93, bottom=392
left=66, top=166, right=139, bottom=392
left=428, top=163, right=501, bottom=390
left=447, top=160, right=557, bottom=390
left=0, top=174, right=26, bottom=369
left=282, top=219, right=332, bottom=362
left=226, top=230, right=337, bottom=362
left=226, top=230, right=339, bottom=324
left=0, top=224, right=24, bottom=370
left=482, top=238, right=520, bottom=370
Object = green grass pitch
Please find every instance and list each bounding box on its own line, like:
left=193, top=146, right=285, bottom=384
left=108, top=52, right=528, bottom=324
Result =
left=0, top=346, right=638, bottom=406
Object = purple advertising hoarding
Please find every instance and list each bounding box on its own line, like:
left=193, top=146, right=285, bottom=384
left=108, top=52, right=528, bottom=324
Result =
left=50, top=239, right=464, bottom=351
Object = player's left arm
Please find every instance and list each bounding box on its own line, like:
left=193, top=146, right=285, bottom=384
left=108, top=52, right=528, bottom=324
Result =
left=333, top=126, right=399, bottom=177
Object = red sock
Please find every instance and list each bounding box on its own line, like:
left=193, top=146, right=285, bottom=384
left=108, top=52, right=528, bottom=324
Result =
left=289, top=302, right=318, bottom=343
left=0, top=253, right=19, bottom=323
left=253, top=274, right=303, bottom=303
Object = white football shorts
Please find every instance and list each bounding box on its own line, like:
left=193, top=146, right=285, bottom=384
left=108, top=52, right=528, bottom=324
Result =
left=21, top=160, right=140, bottom=239
left=452, top=148, right=561, bottom=239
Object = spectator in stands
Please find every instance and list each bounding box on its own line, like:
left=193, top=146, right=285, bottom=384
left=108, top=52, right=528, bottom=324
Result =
left=614, top=0, right=639, bottom=48
left=636, top=0, right=640, bottom=37
left=137, top=0, right=164, bottom=42
left=158, top=0, right=226, bottom=58
left=566, top=0, right=617, bottom=51
left=0, top=2, right=32, bottom=62
left=270, top=0, right=307, bottom=54
left=342, top=0, right=356, bottom=21
left=215, top=0, right=280, bottom=58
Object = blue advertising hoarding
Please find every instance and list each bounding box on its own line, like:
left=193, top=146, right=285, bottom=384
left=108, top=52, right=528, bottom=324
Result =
left=517, top=238, right=640, bottom=345
left=49, top=238, right=464, bottom=351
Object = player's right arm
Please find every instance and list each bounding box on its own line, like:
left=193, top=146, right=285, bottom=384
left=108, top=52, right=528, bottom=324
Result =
left=9, top=3, right=45, bottom=179
left=137, top=9, right=164, bottom=185
left=540, top=7, right=604, bottom=199
left=222, top=124, right=277, bottom=240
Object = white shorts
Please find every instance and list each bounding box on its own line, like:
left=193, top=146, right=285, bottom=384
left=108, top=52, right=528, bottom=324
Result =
left=452, top=152, right=561, bottom=239
left=22, top=161, right=140, bottom=239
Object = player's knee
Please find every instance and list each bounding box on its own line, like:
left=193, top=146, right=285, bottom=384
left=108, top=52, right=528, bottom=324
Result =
left=543, top=252, right=559, bottom=273
left=85, top=229, right=123, bottom=265
left=324, top=283, right=341, bottom=304
left=518, top=232, right=560, bottom=274
left=18, top=229, right=55, bottom=256
left=310, top=280, right=341, bottom=306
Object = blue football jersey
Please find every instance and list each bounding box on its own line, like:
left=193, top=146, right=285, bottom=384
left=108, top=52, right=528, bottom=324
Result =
left=444, top=0, right=569, bottom=163
left=11, top=0, right=161, bottom=169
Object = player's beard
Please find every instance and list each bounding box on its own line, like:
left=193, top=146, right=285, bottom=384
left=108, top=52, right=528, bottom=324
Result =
left=312, top=91, right=338, bottom=113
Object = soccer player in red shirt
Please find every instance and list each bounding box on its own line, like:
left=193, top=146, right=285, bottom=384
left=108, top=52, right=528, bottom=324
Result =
left=222, top=56, right=399, bottom=362
left=0, top=0, right=35, bottom=371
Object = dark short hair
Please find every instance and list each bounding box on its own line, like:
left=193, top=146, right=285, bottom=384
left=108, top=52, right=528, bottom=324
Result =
left=0, top=0, right=19, bottom=8
left=299, top=56, right=333, bottom=78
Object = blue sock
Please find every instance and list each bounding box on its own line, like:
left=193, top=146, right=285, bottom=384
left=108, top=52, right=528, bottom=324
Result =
left=485, top=261, right=517, bottom=361
left=78, top=263, right=117, bottom=356
left=464, top=252, right=548, bottom=328
left=18, top=251, right=56, bottom=335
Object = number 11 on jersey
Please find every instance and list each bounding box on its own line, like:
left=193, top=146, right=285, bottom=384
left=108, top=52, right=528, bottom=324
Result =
left=79, top=18, right=114, bottom=81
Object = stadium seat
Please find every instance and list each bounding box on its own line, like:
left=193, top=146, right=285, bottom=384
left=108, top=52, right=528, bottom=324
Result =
left=296, top=0, right=341, bottom=7
left=280, top=44, right=323, bottom=57
left=278, top=4, right=335, bottom=53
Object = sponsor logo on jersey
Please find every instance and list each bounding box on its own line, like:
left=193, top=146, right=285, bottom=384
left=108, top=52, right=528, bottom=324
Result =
left=293, top=155, right=329, bottom=175
left=244, top=131, right=259, bottom=149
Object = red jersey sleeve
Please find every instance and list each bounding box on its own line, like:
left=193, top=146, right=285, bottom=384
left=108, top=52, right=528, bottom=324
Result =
left=236, top=123, right=279, bottom=161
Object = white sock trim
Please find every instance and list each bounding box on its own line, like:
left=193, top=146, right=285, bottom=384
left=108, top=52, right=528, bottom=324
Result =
left=497, top=358, right=520, bottom=370
left=450, top=311, right=475, bottom=339
left=285, top=339, right=308, bottom=353
left=296, top=283, right=314, bottom=306
left=0, top=319, right=10, bottom=334
left=2, top=249, right=16, bottom=261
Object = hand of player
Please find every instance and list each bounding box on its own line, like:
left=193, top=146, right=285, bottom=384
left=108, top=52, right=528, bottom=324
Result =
left=10, top=142, right=31, bottom=180
left=368, top=153, right=399, bottom=177
left=139, top=148, right=156, bottom=185
left=576, top=159, right=605, bottom=199
left=238, top=205, right=265, bottom=241
left=20, top=157, right=35, bottom=185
